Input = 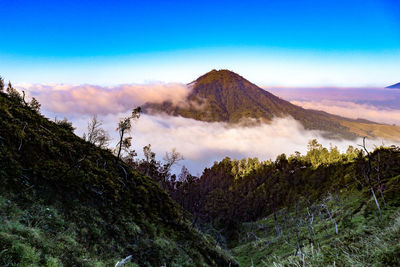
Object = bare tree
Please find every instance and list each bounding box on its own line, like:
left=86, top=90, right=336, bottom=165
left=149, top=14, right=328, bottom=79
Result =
left=306, top=205, right=320, bottom=250
left=321, top=201, right=338, bottom=235
left=83, top=115, right=110, bottom=148
left=116, top=107, right=141, bottom=159
left=178, top=165, right=190, bottom=182
left=115, top=255, right=132, bottom=267
left=163, top=148, right=184, bottom=173
left=358, top=137, right=383, bottom=221
left=270, top=194, right=282, bottom=238
left=21, top=91, right=28, bottom=105
left=375, top=151, right=386, bottom=207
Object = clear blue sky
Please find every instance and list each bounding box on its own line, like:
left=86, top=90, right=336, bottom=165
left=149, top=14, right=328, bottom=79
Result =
left=1, top=0, right=400, bottom=86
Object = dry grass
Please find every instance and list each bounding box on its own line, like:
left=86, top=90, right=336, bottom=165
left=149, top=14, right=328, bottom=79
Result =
left=341, top=120, right=400, bottom=141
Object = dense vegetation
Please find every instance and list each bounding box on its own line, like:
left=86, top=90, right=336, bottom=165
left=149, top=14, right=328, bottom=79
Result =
left=0, top=89, right=236, bottom=266
left=144, top=69, right=400, bottom=140
left=131, top=138, right=400, bottom=266
left=232, top=188, right=400, bottom=266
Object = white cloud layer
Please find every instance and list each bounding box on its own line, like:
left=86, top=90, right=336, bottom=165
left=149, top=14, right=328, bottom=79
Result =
left=17, top=83, right=190, bottom=115
left=16, top=83, right=400, bottom=175
left=67, top=113, right=397, bottom=175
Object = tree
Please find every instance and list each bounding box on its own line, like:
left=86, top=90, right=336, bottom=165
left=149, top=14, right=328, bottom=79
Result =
left=129, top=145, right=183, bottom=189
left=0, top=76, right=4, bottom=92
left=328, top=144, right=341, bottom=163
left=143, top=144, right=156, bottom=163
left=178, top=165, right=191, bottom=182
left=116, top=107, right=141, bottom=159
left=163, top=148, right=184, bottom=173
left=6, top=81, right=22, bottom=101
left=29, top=97, right=41, bottom=113
left=83, top=115, right=110, bottom=148
left=142, top=144, right=158, bottom=177
left=307, top=139, right=322, bottom=151
left=306, top=139, right=330, bottom=166
left=55, top=117, right=75, bottom=132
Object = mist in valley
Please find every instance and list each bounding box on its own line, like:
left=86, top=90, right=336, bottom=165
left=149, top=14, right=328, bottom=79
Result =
left=18, top=82, right=400, bottom=175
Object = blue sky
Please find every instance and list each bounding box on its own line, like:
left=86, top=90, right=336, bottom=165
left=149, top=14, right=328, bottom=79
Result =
left=1, top=0, right=400, bottom=86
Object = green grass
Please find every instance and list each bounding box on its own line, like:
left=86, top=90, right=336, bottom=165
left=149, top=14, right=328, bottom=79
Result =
left=231, top=187, right=400, bottom=266
left=0, top=195, right=137, bottom=267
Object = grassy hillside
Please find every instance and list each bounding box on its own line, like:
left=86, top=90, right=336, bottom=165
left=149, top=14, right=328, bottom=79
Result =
left=341, top=120, right=400, bottom=141
left=0, top=91, right=237, bottom=267
left=232, top=188, right=400, bottom=266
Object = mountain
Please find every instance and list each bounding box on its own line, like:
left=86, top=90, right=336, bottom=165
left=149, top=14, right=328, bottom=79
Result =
left=0, top=92, right=237, bottom=266
left=386, top=82, right=400, bottom=89
left=144, top=69, right=400, bottom=140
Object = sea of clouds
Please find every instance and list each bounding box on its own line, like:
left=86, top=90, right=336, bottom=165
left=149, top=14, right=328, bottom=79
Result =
left=268, top=87, right=400, bottom=125
left=17, top=83, right=400, bottom=175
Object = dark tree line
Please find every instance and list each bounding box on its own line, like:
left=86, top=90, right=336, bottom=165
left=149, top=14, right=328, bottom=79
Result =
left=125, top=140, right=400, bottom=235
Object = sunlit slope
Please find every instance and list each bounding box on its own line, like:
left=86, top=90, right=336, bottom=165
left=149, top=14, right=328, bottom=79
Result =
left=341, top=120, right=400, bottom=141
left=231, top=188, right=400, bottom=266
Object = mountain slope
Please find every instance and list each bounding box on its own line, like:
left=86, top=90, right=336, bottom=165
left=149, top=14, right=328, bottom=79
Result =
left=0, top=92, right=237, bottom=266
left=387, top=82, right=400, bottom=89
left=144, top=70, right=400, bottom=140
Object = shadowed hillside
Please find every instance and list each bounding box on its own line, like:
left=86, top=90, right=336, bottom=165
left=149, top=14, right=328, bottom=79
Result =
left=0, top=91, right=237, bottom=266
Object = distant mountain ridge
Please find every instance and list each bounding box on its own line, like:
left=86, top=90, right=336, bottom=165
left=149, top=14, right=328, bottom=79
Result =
left=143, top=70, right=400, bottom=140
left=386, top=82, right=400, bottom=89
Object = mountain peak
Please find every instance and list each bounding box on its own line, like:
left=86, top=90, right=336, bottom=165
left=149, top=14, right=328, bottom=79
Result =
left=189, top=69, right=261, bottom=101
left=194, top=69, right=249, bottom=86
left=196, top=69, right=241, bottom=78
left=386, top=82, right=400, bottom=89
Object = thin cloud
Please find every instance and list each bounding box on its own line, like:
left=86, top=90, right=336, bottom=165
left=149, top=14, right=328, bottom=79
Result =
left=268, top=87, right=400, bottom=110
left=291, top=100, right=400, bottom=126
